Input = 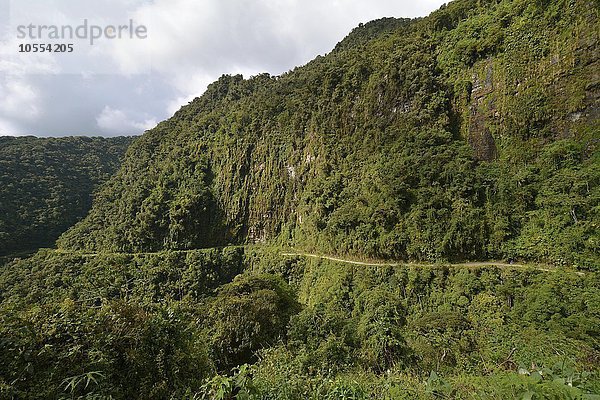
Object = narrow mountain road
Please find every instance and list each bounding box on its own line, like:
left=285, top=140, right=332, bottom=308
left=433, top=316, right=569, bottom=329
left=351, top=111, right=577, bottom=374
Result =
left=280, top=252, right=578, bottom=274
left=282, top=251, right=525, bottom=267
left=47, top=248, right=583, bottom=275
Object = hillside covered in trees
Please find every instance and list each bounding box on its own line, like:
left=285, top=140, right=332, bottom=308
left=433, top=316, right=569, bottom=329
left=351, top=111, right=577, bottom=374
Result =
left=1, top=247, right=598, bottom=398
left=0, top=0, right=599, bottom=398
left=0, top=136, right=133, bottom=257
left=57, top=0, right=599, bottom=269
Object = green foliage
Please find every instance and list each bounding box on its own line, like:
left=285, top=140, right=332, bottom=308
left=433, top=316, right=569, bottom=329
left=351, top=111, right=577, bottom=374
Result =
left=2, top=0, right=600, bottom=397
left=199, top=364, right=259, bottom=400
left=55, top=0, right=599, bottom=269
left=0, top=136, right=132, bottom=256
left=1, top=248, right=599, bottom=398
left=0, top=247, right=245, bottom=306
left=0, top=300, right=211, bottom=399
left=353, top=288, right=407, bottom=372
left=0, top=247, right=245, bottom=399
left=203, top=273, right=300, bottom=371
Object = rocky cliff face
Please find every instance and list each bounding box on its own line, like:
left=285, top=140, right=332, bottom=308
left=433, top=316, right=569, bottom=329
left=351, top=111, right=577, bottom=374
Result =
left=58, top=0, right=599, bottom=267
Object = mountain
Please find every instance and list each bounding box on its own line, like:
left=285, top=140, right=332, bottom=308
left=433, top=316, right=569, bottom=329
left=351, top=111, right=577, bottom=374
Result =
left=1, top=0, right=599, bottom=398
left=0, top=136, right=134, bottom=256
left=1, top=247, right=598, bottom=398
left=58, top=0, right=598, bottom=268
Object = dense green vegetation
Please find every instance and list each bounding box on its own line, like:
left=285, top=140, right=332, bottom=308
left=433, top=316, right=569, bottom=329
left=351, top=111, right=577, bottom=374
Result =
left=0, top=136, right=133, bottom=257
left=1, top=0, right=598, bottom=398
left=0, top=248, right=598, bottom=398
left=57, top=0, right=599, bottom=269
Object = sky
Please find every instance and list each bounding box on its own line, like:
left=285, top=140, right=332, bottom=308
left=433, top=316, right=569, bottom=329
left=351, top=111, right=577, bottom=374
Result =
left=0, top=0, right=447, bottom=137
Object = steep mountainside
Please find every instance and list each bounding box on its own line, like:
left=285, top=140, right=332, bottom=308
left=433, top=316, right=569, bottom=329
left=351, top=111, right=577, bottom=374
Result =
left=58, top=0, right=599, bottom=268
left=0, top=136, right=133, bottom=256
left=1, top=1, right=599, bottom=398
left=1, top=247, right=598, bottom=398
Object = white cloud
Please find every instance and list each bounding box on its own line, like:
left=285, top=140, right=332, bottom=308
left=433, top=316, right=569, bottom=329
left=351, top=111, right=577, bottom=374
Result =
left=96, top=105, right=156, bottom=135
left=0, top=77, right=40, bottom=120
left=105, top=0, right=449, bottom=117
left=0, top=0, right=448, bottom=136
left=166, top=93, right=196, bottom=117
left=0, top=117, right=23, bottom=136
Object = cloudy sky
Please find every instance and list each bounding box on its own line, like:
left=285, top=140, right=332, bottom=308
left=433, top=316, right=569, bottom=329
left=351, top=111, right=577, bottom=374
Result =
left=0, top=0, right=447, bottom=137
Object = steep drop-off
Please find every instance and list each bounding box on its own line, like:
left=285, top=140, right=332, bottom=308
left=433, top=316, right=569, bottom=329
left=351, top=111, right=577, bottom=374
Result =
left=0, top=136, right=133, bottom=256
